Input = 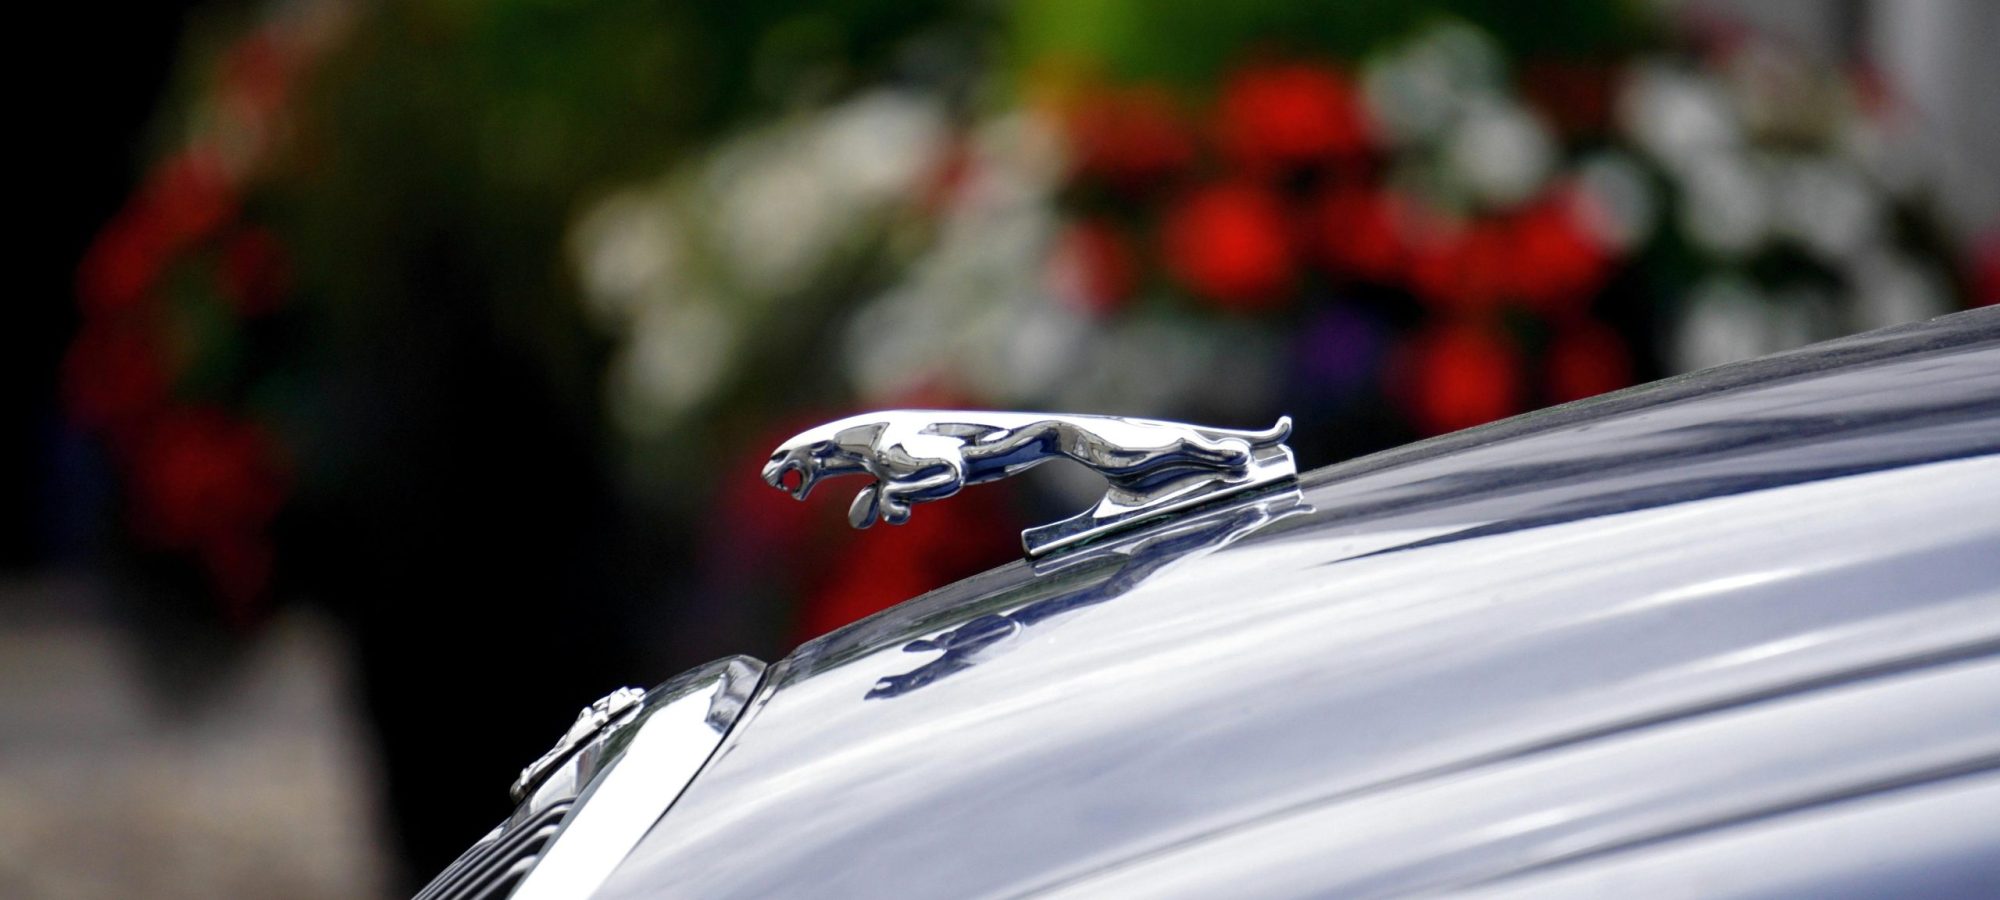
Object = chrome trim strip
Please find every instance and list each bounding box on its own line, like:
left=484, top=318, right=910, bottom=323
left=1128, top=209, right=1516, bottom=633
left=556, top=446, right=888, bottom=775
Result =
left=507, top=656, right=765, bottom=900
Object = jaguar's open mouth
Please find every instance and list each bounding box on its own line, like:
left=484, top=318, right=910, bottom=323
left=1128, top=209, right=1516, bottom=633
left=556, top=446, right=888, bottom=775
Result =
left=763, top=455, right=815, bottom=499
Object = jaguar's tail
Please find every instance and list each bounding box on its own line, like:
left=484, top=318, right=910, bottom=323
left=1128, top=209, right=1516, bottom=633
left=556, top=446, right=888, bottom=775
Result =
left=1200, top=415, right=1292, bottom=447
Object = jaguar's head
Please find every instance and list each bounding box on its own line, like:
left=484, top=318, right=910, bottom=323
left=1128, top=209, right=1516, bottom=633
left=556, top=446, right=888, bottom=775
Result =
left=761, top=429, right=869, bottom=500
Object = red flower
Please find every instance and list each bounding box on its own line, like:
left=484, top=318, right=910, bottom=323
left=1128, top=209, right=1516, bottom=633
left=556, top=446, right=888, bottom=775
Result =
left=1400, top=324, right=1522, bottom=435
left=1519, top=60, right=1616, bottom=137
left=1313, top=188, right=1409, bottom=284
left=219, top=31, right=292, bottom=122
left=798, top=520, right=945, bottom=640
left=1505, top=193, right=1611, bottom=317
left=1216, top=62, right=1370, bottom=172
left=1408, top=222, right=1512, bottom=313
left=715, top=418, right=846, bottom=571
left=1546, top=321, right=1633, bottom=403
left=118, top=407, right=290, bottom=612
left=1049, top=218, right=1140, bottom=316
left=76, top=148, right=239, bottom=316
left=142, top=149, right=239, bottom=251
left=1162, top=183, right=1295, bottom=311
left=219, top=227, right=292, bottom=317
left=1973, top=231, right=2000, bottom=308
left=1065, top=85, right=1198, bottom=192
left=1403, top=192, right=1612, bottom=316
left=62, top=323, right=171, bottom=438
left=796, top=479, right=1019, bottom=641
left=125, top=409, right=287, bottom=552
left=77, top=211, right=172, bottom=316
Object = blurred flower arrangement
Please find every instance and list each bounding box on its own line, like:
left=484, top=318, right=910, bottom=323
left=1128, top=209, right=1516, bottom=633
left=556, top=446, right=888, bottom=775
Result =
left=571, top=90, right=953, bottom=442
left=69, top=0, right=1992, bottom=636
left=569, top=14, right=1986, bottom=632
left=842, top=20, right=1980, bottom=439
left=66, top=2, right=349, bottom=620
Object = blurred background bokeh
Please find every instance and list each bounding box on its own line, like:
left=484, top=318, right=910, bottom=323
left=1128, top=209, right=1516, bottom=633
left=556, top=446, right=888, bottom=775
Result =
left=9, top=0, right=1996, bottom=895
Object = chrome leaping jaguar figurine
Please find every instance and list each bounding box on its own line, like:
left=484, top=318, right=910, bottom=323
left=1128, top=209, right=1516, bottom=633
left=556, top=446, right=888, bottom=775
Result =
left=762, top=411, right=1298, bottom=556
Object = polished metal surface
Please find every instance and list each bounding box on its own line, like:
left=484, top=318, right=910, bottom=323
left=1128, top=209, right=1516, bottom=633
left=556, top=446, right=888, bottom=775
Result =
left=508, top=656, right=762, bottom=900
left=869, top=485, right=1311, bottom=700
left=413, top=803, right=573, bottom=900
left=761, top=411, right=1297, bottom=556
left=599, top=310, right=2000, bottom=898
left=512, top=686, right=647, bottom=803
left=417, top=656, right=764, bottom=900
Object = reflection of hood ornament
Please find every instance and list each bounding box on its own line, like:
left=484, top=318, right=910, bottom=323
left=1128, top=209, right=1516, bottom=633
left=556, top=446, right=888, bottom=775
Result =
left=867, top=486, right=1311, bottom=699
left=762, top=410, right=1298, bottom=556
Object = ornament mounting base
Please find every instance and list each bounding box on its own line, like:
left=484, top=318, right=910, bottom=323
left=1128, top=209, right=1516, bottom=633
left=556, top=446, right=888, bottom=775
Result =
left=1020, top=440, right=1297, bottom=556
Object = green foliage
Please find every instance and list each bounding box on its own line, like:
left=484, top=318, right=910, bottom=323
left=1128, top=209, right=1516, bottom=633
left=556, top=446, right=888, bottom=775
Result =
left=272, top=0, right=957, bottom=419
left=1011, top=0, right=1653, bottom=86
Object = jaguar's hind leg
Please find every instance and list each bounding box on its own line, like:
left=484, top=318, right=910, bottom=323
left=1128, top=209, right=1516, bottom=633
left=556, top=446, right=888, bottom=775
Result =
left=872, top=464, right=963, bottom=525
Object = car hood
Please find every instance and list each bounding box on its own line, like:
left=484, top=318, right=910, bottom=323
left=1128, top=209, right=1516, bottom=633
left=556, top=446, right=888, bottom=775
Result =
left=599, top=310, right=2000, bottom=898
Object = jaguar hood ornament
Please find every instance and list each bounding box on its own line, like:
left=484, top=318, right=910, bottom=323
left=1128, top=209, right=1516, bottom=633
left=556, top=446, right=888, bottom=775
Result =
left=761, top=411, right=1298, bottom=556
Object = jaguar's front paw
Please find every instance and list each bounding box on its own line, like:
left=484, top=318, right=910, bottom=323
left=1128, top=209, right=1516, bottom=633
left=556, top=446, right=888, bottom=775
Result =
left=849, top=486, right=881, bottom=528
left=880, top=494, right=913, bottom=525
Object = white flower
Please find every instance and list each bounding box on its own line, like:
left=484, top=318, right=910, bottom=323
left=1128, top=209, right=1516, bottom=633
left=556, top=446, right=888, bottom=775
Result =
left=1772, top=157, right=1882, bottom=263
left=705, top=133, right=839, bottom=300
left=703, top=90, right=948, bottom=300
left=1847, top=249, right=1950, bottom=332
left=1620, top=64, right=1742, bottom=172
left=1363, top=21, right=1506, bottom=147
left=1443, top=97, right=1557, bottom=208
left=1672, top=276, right=1838, bottom=374
left=1678, top=151, right=1772, bottom=258
left=1574, top=151, right=1658, bottom=251
left=569, top=189, right=681, bottom=329
left=815, top=91, right=948, bottom=206
left=842, top=112, right=1064, bottom=403
left=606, top=301, right=736, bottom=435
left=1671, top=275, right=1770, bottom=372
